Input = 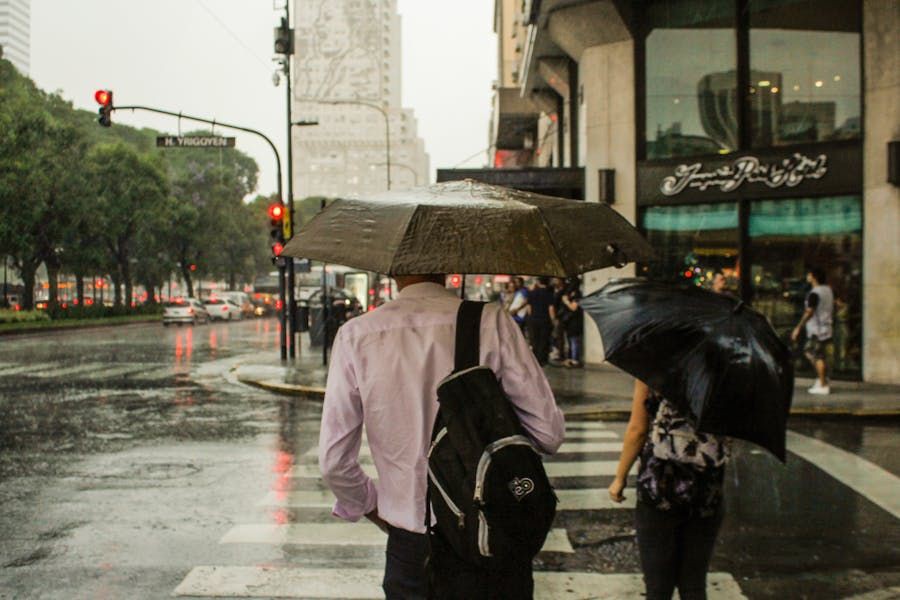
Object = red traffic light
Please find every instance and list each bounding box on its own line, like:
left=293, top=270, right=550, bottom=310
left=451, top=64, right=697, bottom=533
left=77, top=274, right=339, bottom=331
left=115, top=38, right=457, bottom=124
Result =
left=94, top=90, right=111, bottom=106
left=268, top=203, right=285, bottom=221
left=272, top=242, right=284, bottom=256
left=448, top=274, right=462, bottom=288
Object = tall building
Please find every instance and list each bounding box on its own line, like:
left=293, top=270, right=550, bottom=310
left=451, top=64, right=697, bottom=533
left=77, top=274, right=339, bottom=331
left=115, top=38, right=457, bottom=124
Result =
left=291, top=0, right=429, bottom=198
left=0, top=0, right=30, bottom=75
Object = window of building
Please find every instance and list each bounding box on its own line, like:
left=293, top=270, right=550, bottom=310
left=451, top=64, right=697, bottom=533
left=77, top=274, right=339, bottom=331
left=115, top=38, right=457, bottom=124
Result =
left=644, top=0, right=737, bottom=160
left=641, top=202, right=739, bottom=290
left=749, top=195, right=862, bottom=376
left=748, top=0, right=861, bottom=147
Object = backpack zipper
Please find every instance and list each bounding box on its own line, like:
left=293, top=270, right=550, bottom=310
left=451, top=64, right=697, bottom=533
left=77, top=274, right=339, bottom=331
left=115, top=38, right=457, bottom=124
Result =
left=427, top=465, right=465, bottom=529
left=427, top=427, right=448, bottom=458
left=473, top=435, right=538, bottom=503
left=477, top=510, right=492, bottom=557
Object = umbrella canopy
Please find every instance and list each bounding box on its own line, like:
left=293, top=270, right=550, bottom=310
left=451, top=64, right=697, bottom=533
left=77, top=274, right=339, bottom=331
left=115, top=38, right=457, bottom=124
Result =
left=582, top=279, right=793, bottom=461
left=282, top=180, right=653, bottom=277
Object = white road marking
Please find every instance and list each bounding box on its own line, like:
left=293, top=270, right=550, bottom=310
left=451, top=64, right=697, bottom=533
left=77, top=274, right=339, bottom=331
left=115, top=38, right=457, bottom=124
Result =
left=787, top=430, right=900, bottom=520
left=558, top=441, right=622, bottom=454
left=220, top=523, right=573, bottom=553
left=556, top=488, right=635, bottom=510
left=562, top=429, right=618, bottom=440
left=174, top=567, right=745, bottom=598
left=565, top=421, right=610, bottom=430
left=290, top=460, right=618, bottom=479
left=29, top=363, right=109, bottom=378
left=256, top=487, right=633, bottom=511
left=88, top=364, right=146, bottom=379
left=0, top=364, right=56, bottom=376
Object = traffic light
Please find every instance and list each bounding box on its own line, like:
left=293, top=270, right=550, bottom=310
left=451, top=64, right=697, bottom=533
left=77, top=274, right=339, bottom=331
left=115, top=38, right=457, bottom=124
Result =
left=268, top=201, right=286, bottom=256
left=274, top=17, right=293, bottom=55
left=95, top=89, right=113, bottom=127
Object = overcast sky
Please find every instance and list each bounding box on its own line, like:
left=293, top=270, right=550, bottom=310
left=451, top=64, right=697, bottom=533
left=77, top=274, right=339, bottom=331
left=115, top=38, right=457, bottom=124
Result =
left=30, top=0, right=497, bottom=198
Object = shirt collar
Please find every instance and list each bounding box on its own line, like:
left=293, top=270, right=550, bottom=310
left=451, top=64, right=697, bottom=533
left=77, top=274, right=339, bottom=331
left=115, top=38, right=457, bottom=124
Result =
left=397, top=282, right=457, bottom=300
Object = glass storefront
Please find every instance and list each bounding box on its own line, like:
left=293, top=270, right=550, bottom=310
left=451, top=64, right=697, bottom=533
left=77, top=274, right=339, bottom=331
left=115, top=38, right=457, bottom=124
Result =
left=641, top=203, right=740, bottom=292
left=748, top=0, right=862, bottom=147
left=644, top=0, right=736, bottom=159
left=749, top=196, right=862, bottom=376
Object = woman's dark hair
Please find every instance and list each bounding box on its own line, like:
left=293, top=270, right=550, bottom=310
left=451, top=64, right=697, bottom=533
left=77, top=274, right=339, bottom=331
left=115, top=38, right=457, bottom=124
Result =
left=808, top=266, right=827, bottom=284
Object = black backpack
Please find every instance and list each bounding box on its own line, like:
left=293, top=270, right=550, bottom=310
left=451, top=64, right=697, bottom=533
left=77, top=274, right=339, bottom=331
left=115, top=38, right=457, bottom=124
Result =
left=426, top=301, right=557, bottom=567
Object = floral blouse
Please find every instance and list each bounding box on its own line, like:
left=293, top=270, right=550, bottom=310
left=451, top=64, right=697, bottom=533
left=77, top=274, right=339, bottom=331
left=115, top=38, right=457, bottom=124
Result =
left=636, top=393, right=730, bottom=517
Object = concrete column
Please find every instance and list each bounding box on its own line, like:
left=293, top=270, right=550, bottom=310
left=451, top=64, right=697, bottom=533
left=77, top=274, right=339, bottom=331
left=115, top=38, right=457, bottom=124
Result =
left=577, top=40, right=636, bottom=365
left=862, top=0, right=900, bottom=383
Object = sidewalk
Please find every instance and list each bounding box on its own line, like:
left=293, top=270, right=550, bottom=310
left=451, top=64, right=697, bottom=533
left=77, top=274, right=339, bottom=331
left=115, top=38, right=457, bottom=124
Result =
left=233, top=339, right=899, bottom=420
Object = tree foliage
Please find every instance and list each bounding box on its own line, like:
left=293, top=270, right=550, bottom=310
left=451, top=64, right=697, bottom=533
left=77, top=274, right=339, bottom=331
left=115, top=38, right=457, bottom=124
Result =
left=0, top=58, right=272, bottom=311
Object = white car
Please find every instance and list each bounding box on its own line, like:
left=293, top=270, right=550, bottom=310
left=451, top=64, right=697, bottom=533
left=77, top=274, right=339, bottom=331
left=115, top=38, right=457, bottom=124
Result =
left=163, top=298, right=209, bottom=326
left=203, top=298, right=243, bottom=321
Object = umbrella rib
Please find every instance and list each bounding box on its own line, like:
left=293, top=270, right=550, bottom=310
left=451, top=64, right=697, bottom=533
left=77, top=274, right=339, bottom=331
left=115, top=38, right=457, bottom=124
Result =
left=387, top=203, right=423, bottom=275
left=534, top=205, right=570, bottom=276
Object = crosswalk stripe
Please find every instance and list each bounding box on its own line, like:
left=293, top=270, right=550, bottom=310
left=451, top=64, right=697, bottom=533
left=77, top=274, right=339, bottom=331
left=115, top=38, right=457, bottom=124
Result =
left=556, top=488, right=635, bottom=510
left=303, top=438, right=621, bottom=461
left=290, top=460, right=618, bottom=479
left=0, top=364, right=55, bottom=376
left=29, top=363, right=109, bottom=378
left=220, top=523, right=573, bottom=553
left=257, top=487, right=633, bottom=511
left=173, top=567, right=746, bottom=598
left=787, top=430, right=900, bottom=519
left=562, top=429, right=618, bottom=439
left=565, top=421, right=610, bottom=430
left=88, top=364, right=146, bottom=379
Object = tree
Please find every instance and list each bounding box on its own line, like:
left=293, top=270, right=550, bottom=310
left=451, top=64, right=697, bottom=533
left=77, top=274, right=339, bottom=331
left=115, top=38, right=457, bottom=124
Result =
left=86, top=143, right=168, bottom=307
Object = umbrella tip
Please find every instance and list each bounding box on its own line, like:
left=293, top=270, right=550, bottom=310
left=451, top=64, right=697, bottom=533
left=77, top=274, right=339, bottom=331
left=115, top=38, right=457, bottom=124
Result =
left=605, top=244, right=628, bottom=269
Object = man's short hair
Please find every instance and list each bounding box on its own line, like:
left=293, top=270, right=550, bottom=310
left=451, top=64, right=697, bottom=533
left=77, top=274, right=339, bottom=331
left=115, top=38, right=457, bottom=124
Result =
left=537, top=276, right=550, bottom=286
left=808, top=266, right=827, bottom=284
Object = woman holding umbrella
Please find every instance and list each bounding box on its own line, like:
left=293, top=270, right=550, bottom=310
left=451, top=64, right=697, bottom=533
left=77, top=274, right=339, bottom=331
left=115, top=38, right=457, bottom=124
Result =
left=608, top=379, right=730, bottom=600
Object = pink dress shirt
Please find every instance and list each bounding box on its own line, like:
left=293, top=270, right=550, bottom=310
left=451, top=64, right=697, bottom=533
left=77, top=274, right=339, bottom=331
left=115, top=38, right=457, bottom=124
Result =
left=319, top=282, right=566, bottom=534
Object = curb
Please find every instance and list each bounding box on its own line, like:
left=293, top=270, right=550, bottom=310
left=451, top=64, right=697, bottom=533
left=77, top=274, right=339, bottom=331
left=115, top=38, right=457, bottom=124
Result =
left=237, top=376, right=327, bottom=400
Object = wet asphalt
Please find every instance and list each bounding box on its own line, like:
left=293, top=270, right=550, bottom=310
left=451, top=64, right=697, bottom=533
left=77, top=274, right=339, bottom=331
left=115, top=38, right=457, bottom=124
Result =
left=0, top=318, right=897, bottom=599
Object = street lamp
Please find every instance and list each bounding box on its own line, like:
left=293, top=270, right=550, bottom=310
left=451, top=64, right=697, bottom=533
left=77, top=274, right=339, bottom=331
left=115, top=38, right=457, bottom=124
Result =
left=370, top=162, right=418, bottom=186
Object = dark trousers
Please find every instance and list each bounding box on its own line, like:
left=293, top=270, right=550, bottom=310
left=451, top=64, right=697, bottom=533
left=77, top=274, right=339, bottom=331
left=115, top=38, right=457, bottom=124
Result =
left=383, top=526, right=428, bottom=600
left=635, top=501, right=723, bottom=600
left=528, top=319, right=553, bottom=365
left=428, top=532, right=534, bottom=599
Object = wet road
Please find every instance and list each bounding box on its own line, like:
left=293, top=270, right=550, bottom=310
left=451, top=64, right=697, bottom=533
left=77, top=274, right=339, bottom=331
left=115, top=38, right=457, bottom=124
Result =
left=0, top=319, right=897, bottom=599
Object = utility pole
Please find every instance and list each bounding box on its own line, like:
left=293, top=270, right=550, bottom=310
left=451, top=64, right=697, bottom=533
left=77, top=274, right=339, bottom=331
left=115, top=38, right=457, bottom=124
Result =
left=281, top=3, right=298, bottom=359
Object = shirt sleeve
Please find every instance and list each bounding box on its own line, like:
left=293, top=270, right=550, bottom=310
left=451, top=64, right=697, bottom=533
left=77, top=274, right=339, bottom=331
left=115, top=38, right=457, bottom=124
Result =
left=318, top=327, right=378, bottom=522
left=487, top=307, right=565, bottom=454
left=806, top=292, right=820, bottom=309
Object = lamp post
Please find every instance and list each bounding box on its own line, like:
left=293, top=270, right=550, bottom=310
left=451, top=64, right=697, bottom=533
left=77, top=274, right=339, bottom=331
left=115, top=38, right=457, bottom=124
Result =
left=370, top=162, right=418, bottom=186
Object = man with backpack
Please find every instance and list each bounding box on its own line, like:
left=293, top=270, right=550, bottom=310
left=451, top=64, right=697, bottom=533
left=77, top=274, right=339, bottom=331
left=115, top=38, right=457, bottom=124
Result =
left=319, top=274, right=565, bottom=599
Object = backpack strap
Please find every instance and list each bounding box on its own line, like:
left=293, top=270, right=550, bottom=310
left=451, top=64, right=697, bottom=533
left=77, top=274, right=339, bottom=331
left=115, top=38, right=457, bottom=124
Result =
left=454, top=301, right=485, bottom=372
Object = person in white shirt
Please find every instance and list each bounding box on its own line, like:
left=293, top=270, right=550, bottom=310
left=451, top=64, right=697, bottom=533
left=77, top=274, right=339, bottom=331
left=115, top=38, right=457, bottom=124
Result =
left=319, top=274, right=565, bottom=599
left=791, top=267, right=834, bottom=395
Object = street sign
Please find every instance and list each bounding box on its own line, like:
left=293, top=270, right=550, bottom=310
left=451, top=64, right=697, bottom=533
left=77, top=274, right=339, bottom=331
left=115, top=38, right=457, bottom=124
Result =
left=156, top=136, right=236, bottom=148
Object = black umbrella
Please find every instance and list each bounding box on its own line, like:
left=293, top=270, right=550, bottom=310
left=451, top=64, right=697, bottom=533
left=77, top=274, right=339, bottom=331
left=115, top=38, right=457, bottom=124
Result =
left=581, top=279, right=793, bottom=461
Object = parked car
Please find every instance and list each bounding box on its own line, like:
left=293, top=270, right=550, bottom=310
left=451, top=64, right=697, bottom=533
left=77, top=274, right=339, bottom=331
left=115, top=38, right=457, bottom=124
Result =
left=203, top=298, right=242, bottom=321
left=163, top=298, right=209, bottom=326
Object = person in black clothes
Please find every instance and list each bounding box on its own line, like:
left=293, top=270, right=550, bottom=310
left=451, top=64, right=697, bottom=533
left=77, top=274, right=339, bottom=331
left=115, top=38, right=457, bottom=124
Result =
left=550, top=277, right=567, bottom=363
left=526, top=276, right=556, bottom=365
left=560, top=279, right=584, bottom=368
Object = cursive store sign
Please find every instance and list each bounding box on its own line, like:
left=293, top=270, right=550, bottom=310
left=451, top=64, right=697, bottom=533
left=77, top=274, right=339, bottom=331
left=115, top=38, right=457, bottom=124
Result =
left=660, top=153, right=828, bottom=196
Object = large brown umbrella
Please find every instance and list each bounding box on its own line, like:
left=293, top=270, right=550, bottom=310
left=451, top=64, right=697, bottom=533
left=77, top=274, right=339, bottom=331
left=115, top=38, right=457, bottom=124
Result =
left=282, top=180, right=653, bottom=276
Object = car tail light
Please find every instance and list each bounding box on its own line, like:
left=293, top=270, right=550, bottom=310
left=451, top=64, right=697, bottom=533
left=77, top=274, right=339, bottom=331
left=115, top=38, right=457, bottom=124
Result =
left=222, top=306, right=228, bottom=312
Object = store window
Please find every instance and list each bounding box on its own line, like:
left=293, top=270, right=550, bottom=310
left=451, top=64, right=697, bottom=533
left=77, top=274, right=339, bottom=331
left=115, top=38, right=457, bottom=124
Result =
left=641, top=202, right=740, bottom=291
left=644, top=0, right=737, bottom=159
left=748, top=0, right=861, bottom=147
left=749, top=195, right=862, bottom=376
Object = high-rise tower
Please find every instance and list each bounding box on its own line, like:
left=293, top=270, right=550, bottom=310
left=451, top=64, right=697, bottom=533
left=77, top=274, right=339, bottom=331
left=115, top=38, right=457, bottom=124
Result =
left=291, top=0, right=429, bottom=199
left=0, top=0, right=30, bottom=75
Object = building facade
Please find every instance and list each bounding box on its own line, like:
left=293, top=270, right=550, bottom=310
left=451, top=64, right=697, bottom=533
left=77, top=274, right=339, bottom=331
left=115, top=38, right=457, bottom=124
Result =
left=466, top=0, right=897, bottom=383
left=291, top=0, right=429, bottom=198
left=0, top=0, right=30, bottom=75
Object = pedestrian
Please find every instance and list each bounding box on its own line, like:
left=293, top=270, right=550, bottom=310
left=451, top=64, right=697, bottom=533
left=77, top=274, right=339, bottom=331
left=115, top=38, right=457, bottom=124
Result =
left=791, top=266, right=834, bottom=395
left=318, top=274, right=565, bottom=599
left=560, top=280, right=583, bottom=368
left=710, top=270, right=727, bottom=295
left=526, top=276, right=556, bottom=365
left=507, top=276, right=530, bottom=337
left=609, top=380, right=730, bottom=600
left=550, top=277, right=566, bottom=363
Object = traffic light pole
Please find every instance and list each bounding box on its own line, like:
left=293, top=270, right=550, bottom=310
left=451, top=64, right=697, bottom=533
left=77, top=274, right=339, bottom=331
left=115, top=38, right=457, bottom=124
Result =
left=111, top=104, right=289, bottom=360
left=284, top=1, right=297, bottom=360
